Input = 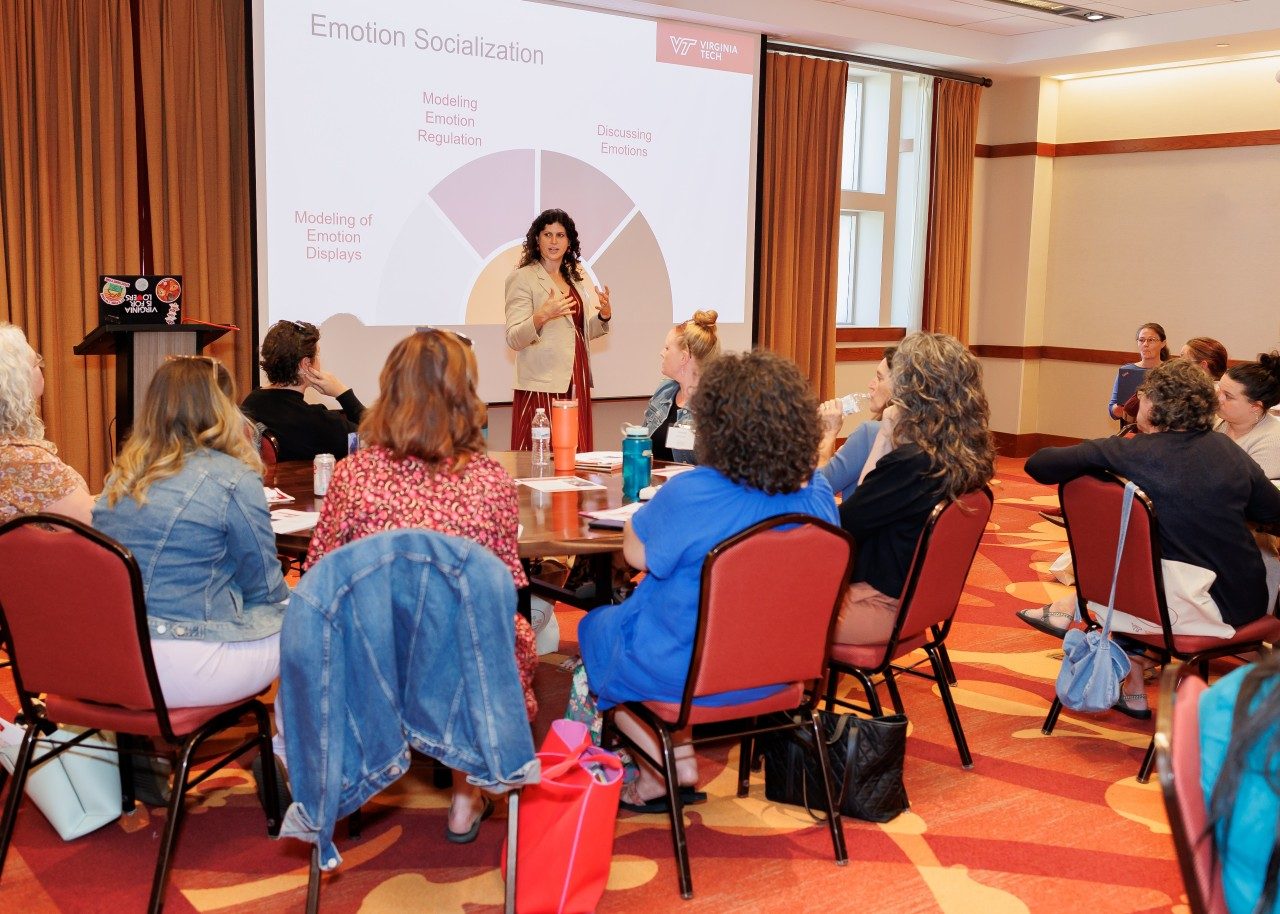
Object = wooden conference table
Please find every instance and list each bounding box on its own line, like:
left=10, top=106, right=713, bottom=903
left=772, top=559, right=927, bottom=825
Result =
left=267, top=450, right=653, bottom=612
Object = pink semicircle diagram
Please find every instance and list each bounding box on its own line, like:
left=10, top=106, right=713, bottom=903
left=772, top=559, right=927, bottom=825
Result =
left=375, top=149, right=672, bottom=327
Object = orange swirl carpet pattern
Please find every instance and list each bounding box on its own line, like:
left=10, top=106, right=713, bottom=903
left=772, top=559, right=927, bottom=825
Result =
left=0, top=458, right=1191, bottom=913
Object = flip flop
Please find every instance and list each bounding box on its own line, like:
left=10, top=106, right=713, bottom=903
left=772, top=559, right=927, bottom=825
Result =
left=1016, top=605, right=1074, bottom=639
left=445, top=797, right=494, bottom=844
left=618, top=786, right=707, bottom=814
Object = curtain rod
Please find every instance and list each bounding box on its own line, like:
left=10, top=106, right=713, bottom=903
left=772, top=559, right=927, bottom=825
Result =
left=766, top=40, right=993, bottom=87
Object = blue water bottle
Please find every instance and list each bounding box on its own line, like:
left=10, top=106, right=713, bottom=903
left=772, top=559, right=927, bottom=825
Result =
left=622, top=425, right=652, bottom=501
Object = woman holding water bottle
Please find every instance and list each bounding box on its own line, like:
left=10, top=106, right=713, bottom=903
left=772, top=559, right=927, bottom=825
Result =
left=642, top=310, right=720, bottom=464
left=505, top=208, right=612, bottom=452
left=305, top=330, right=538, bottom=843
left=817, top=346, right=896, bottom=500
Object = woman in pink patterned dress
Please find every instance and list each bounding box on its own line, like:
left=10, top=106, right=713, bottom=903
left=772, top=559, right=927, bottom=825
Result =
left=305, top=329, right=536, bottom=844
left=0, top=323, right=93, bottom=524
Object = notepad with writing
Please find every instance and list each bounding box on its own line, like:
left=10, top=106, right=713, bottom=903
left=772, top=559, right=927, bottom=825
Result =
left=580, top=502, right=645, bottom=529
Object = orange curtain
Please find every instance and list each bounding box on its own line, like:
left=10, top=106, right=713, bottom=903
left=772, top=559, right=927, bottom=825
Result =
left=139, top=0, right=255, bottom=391
left=0, top=0, right=142, bottom=488
left=921, top=79, right=983, bottom=343
left=758, top=52, right=846, bottom=399
left=0, top=0, right=253, bottom=489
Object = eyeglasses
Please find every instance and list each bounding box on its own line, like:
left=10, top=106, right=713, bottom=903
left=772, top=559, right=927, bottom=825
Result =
left=1137, top=336, right=1162, bottom=344
left=165, top=354, right=220, bottom=365
left=286, top=320, right=317, bottom=334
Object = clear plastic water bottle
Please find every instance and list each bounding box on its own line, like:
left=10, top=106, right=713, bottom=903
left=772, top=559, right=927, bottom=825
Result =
left=531, top=408, right=551, bottom=466
left=840, top=392, right=872, bottom=415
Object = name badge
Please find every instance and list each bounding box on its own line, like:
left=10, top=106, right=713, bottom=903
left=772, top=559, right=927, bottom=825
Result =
left=667, top=425, right=695, bottom=452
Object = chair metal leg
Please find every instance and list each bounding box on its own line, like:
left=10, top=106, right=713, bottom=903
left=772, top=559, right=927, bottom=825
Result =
left=0, top=721, right=38, bottom=876
left=253, top=706, right=283, bottom=836
left=116, top=734, right=137, bottom=814
left=1137, top=737, right=1157, bottom=784
left=655, top=725, right=693, bottom=899
left=852, top=669, right=883, bottom=716
left=936, top=639, right=959, bottom=685
left=1042, top=696, right=1064, bottom=735
left=806, top=709, right=848, bottom=867
left=505, top=790, right=519, bottom=914
left=306, top=845, right=321, bottom=914
left=1198, top=658, right=1210, bottom=680
left=928, top=648, right=973, bottom=769
left=149, top=737, right=199, bottom=914
left=882, top=668, right=905, bottom=715
left=824, top=668, right=840, bottom=711
left=737, top=736, right=753, bottom=797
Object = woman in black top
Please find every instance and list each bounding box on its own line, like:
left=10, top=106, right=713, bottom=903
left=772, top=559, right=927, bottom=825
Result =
left=836, top=332, right=996, bottom=645
left=1026, top=358, right=1280, bottom=714
left=241, top=320, right=365, bottom=461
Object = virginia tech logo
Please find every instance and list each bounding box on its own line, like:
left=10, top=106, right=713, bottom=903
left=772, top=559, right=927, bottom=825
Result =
left=668, top=36, right=697, bottom=56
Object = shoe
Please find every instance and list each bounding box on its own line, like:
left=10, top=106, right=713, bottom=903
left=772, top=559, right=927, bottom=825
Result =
left=1113, top=692, right=1152, bottom=720
left=445, top=796, right=494, bottom=844
left=1037, top=508, right=1066, bottom=527
left=252, top=753, right=293, bottom=812
left=1016, top=605, right=1074, bottom=639
left=619, top=785, right=707, bottom=814
left=130, top=753, right=172, bottom=808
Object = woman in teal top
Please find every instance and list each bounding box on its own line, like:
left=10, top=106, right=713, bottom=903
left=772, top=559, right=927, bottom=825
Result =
left=1201, top=655, right=1280, bottom=914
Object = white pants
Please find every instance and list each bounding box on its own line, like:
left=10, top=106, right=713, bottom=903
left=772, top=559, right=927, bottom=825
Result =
left=150, top=633, right=281, bottom=708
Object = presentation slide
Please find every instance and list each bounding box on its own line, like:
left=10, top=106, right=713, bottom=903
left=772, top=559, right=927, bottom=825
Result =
left=252, top=0, right=761, bottom=404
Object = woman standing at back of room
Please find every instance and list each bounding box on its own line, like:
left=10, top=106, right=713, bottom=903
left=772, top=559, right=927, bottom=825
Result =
left=505, top=209, right=612, bottom=451
left=1108, top=322, right=1168, bottom=423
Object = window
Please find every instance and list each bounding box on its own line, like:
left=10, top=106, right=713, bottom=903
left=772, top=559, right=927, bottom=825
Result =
left=835, top=70, right=933, bottom=329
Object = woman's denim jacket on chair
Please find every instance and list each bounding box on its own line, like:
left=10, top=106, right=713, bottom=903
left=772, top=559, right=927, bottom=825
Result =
left=91, top=449, right=288, bottom=642
left=278, top=529, right=540, bottom=870
left=644, top=378, right=696, bottom=464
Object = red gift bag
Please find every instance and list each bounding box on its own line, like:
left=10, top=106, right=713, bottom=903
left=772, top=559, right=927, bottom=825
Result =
left=502, top=719, right=623, bottom=914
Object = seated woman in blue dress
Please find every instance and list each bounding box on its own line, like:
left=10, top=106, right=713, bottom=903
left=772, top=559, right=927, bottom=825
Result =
left=1202, top=653, right=1280, bottom=914
left=574, top=349, right=837, bottom=812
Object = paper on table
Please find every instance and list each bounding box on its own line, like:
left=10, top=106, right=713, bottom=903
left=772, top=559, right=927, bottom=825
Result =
left=652, top=465, right=695, bottom=479
left=270, top=509, right=320, bottom=534
left=515, top=476, right=607, bottom=493
left=580, top=502, right=645, bottom=528
left=575, top=451, right=623, bottom=465
left=264, top=486, right=295, bottom=504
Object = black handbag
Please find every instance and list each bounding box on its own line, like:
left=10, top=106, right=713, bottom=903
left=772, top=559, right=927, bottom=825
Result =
left=759, top=710, right=909, bottom=823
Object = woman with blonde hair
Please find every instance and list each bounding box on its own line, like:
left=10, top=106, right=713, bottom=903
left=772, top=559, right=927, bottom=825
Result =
left=306, top=329, right=537, bottom=844
left=0, top=323, right=94, bottom=524
left=836, top=332, right=995, bottom=646
left=643, top=310, right=720, bottom=463
left=92, top=356, right=289, bottom=708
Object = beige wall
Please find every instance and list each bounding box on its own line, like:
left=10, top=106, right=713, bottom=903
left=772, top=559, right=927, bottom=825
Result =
left=971, top=57, right=1280, bottom=442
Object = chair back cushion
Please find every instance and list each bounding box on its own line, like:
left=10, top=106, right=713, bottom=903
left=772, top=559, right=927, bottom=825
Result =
left=686, top=515, right=852, bottom=700
left=1061, top=474, right=1163, bottom=626
left=896, top=488, right=993, bottom=640
left=0, top=516, right=157, bottom=711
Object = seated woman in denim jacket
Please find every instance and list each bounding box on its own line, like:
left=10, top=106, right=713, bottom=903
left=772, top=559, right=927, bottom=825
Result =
left=93, top=356, right=289, bottom=709
left=642, top=310, right=720, bottom=464
left=577, top=350, right=837, bottom=812
left=305, top=329, right=537, bottom=844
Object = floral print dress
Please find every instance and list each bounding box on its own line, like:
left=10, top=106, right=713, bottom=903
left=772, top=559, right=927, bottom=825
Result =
left=305, top=447, right=539, bottom=720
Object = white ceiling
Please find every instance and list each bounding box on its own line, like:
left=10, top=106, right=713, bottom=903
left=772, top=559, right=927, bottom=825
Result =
left=569, top=0, right=1280, bottom=78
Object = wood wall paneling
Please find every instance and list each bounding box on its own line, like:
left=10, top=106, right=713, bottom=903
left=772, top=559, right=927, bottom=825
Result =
left=975, top=129, right=1280, bottom=159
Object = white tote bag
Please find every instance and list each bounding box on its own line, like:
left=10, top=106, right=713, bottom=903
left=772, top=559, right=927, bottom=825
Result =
left=0, top=718, right=122, bottom=840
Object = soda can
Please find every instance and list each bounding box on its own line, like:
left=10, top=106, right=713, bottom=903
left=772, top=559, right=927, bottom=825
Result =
left=313, top=453, right=336, bottom=497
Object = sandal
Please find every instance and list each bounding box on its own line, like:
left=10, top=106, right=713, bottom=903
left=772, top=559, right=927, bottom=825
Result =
left=618, top=783, right=707, bottom=814
left=1016, top=605, right=1074, bottom=639
left=445, top=797, right=494, bottom=844
left=1112, top=692, right=1152, bottom=721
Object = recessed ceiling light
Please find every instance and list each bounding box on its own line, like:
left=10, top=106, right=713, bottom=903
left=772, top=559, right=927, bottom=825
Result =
left=1216, top=42, right=1230, bottom=48
left=1084, top=12, right=1105, bottom=20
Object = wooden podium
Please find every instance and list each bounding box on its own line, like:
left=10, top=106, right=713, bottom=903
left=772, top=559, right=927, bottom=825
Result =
left=75, top=323, right=231, bottom=446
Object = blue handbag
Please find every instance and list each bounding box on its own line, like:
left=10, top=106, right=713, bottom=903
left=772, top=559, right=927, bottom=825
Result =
left=1055, top=481, right=1135, bottom=713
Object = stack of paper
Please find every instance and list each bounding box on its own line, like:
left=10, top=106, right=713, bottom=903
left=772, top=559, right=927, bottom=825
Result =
left=574, top=451, right=624, bottom=472
left=580, top=502, right=646, bottom=529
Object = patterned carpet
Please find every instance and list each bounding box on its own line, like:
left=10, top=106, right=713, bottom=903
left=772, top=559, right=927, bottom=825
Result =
left=0, top=458, right=1195, bottom=913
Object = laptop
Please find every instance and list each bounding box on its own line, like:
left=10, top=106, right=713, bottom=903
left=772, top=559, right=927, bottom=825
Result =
left=1114, top=365, right=1147, bottom=407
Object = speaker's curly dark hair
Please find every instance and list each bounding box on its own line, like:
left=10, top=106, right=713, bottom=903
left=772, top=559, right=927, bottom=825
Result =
left=691, top=349, right=820, bottom=494
left=1139, top=358, right=1217, bottom=432
left=517, top=208, right=584, bottom=284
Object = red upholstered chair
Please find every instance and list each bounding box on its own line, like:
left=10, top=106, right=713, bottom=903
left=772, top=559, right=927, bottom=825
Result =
left=259, top=429, right=280, bottom=466
left=824, top=487, right=994, bottom=768
left=1040, top=473, right=1280, bottom=783
left=605, top=513, right=854, bottom=899
left=1155, top=663, right=1228, bottom=914
left=0, top=514, right=281, bottom=914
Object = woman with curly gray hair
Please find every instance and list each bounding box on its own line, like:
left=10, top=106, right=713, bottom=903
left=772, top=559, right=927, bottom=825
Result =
left=574, top=349, right=838, bottom=811
left=0, top=323, right=93, bottom=523
left=835, top=332, right=995, bottom=646
left=1026, top=358, right=1280, bottom=715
